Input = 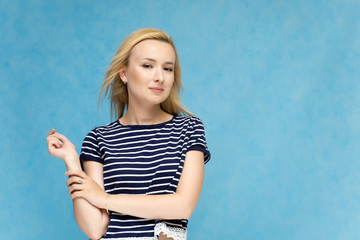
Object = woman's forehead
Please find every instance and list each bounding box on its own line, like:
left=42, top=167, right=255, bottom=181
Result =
left=130, top=39, right=176, bottom=62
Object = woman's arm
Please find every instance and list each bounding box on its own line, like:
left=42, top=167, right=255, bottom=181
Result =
left=68, top=150, right=205, bottom=220
left=69, top=160, right=110, bottom=239
left=46, top=129, right=109, bottom=239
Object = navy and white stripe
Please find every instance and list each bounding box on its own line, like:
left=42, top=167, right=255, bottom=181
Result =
left=80, top=115, right=210, bottom=239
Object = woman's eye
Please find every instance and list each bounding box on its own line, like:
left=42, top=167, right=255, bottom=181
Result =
left=143, top=64, right=152, bottom=69
left=164, top=67, right=173, bottom=72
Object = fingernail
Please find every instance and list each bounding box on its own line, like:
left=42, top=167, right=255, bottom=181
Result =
left=59, top=140, right=63, bottom=144
left=59, top=135, right=63, bottom=139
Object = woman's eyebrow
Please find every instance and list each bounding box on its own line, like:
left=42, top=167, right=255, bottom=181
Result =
left=142, top=57, right=174, bottom=65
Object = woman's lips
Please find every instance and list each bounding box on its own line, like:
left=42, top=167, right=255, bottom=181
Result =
left=149, top=87, right=164, bottom=93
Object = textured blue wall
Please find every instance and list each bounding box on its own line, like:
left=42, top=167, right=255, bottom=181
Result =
left=1, top=0, right=359, bottom=239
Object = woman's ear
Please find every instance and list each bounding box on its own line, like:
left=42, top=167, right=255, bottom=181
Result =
left=119, top=68, right=127, bottom=81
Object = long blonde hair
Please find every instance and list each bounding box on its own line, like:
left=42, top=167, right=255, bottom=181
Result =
left=98, top=28, right=192, bottom=120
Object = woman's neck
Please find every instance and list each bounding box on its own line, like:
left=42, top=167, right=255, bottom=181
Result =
left=120, top=104, right=172, bottom=126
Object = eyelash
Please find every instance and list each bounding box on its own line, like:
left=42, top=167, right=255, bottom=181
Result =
left=164, top=67, right=173, bottom=72
left=143, top=64, right=152, bottom=69
left=142, top=64, right=173, bottom=72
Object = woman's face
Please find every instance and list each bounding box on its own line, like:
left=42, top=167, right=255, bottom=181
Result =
left=123, top=39, right=176, bottom=108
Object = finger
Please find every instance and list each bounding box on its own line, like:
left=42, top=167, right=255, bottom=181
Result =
left=68, top=184, right=84, bottom=194
left=48, top=138, right=62, bottom=148
left=67, top=177, right=75, bottom=187
left=48, top=128, right=55, bottom=136
left=70, top=191, right=82, bottom=200
left=46, top=135, right=63, bottom=145
left=65, top=170, right=87, bottom=178
left=53, top=132, right=65, bottom=140
left=49, top=132, right=65, bottom=141
left=47, top=130, right=65, bottom=141
left=47, top=135, right=63, bottom=143
left=48, top=142, right=61, bottom=151
left=48, top=146, right=59, bottom=154
left=67, top=177, right=84, bottom=187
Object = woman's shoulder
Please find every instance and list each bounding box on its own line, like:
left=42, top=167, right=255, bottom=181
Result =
left=176, top=115, right=202, bottom=122
left=173, top=115, right=205, bottom=127
left=86, top=119, right=121, bottom=136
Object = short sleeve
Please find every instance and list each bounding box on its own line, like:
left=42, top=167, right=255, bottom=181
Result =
left=79, top=128, right=104, bottom=164
left=186, top=117, right=211, bottom=164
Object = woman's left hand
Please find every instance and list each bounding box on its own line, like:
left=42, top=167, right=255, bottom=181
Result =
left=65, top=170, right=107, bottom=209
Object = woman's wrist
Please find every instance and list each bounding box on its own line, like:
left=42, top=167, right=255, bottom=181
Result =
left=64, top=153, right=82, bottom=171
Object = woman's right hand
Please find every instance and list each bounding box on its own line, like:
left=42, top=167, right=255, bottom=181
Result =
left=46, top=129, right=79, bottom=169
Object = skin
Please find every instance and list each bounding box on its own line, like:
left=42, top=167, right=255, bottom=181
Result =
left=46, top=40, right=205, bottom=240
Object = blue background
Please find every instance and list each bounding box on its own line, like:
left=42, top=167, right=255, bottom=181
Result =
left=1, top=0, right=359, bottom=239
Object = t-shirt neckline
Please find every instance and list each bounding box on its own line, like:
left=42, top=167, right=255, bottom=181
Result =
left=117, top=115, right=176, bottom=129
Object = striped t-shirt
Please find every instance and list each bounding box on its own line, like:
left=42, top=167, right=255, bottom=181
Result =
left=80, top=115, right=211, bottom=239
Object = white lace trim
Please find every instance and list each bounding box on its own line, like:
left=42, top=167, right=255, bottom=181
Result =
left=100, top=238, right=154, bottom=240
left=154, top=222, right=187, bottom=240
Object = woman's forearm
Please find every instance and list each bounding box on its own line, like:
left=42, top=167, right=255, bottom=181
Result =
left=73, top=198, right=109, bottom=239
left=107, top=193, right=194, bottom=220
left=65, top=156, right=109, bottom=239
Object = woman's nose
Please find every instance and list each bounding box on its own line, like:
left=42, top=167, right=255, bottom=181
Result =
left=153, top=67, right=164, bottom=82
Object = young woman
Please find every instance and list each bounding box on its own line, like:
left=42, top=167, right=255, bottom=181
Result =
left=46, top=28, right=210, bottom=240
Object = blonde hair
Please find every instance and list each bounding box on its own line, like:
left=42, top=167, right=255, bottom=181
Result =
left=99, top=28, right=192, bottom=120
